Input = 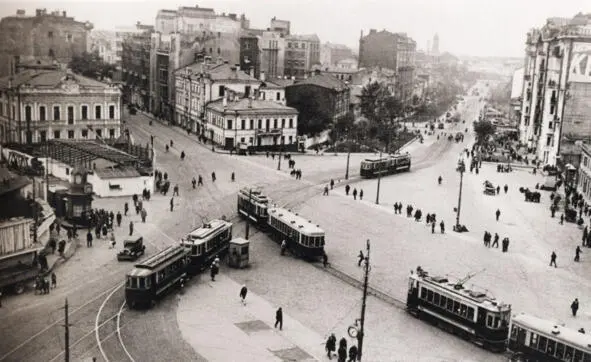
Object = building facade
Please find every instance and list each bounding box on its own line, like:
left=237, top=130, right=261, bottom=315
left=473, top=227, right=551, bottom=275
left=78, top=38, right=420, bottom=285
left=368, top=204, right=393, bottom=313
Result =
left=121, top=24, right=154, bottom=109
left=319, top=43, right=354, bottom=67
left=88, top=30, right=117, bottom=64
left=0, top=70, right=122, bottom=144
left=239, top=35, right=261, bottom=79
left=0, top=9, right=93, bottom=77
left=286, top=71, right=350, bottom=123
left=577, top=143, right=591, bottom=203
left=358, top=29, right=417, bottom=103
left=518, top=14, right=591, bottom=166
left=205, top=97, right=298, bottom=150
left=284, top=34, right=321, bottom=79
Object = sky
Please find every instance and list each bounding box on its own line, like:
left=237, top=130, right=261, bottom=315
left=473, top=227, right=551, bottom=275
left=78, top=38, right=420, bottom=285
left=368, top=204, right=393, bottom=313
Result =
left=0, top=0, right=589, bottom=57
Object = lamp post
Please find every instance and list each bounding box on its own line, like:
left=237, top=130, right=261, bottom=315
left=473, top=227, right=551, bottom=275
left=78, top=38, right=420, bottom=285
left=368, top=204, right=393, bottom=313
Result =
left=375, top=125, right=393, bottom=205
left=345, top=128, right=351, bottom=180
left=277, top=135, right=284, bottom=171
left=357, top=239, right=370, bottom=360
left=455, top=158, right=466, bottom=231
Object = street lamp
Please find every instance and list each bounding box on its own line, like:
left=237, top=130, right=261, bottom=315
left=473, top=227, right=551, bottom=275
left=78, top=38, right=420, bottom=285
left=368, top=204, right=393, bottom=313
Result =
left=277, top=135, right=284, bottom=171
left=345, top=128, right=351, bottom=180
left=348, top=239, right=370, bottom=361
left=375, top=124, right=394, bottom=205
left=454, top=158, right=466, bottom=232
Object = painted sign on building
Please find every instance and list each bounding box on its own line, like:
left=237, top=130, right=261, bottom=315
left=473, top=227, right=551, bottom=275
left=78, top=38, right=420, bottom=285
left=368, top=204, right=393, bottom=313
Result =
left=569, top=43, right=591, bottom=83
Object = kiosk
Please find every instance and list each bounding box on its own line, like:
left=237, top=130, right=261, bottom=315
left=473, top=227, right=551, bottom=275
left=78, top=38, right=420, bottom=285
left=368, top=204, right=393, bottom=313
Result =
left=228, top=237, right=249, bottom=268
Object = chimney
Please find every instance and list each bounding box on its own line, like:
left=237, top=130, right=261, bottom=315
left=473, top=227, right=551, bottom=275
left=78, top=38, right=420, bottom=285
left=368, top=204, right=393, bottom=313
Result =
left=62, top=11, right=67, bottom=17
left=260, top=71, right=266, bottom=82
left=369, top=29, right=376, bottom=34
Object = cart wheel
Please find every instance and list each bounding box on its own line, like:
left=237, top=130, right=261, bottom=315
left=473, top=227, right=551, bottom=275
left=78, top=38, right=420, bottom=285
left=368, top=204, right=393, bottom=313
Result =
left=14, top=283, right=25, bottom=294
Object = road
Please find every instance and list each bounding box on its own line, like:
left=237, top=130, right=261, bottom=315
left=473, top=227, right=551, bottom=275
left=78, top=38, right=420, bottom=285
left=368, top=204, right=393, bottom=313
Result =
left=0, top=80, right=507, bottom=361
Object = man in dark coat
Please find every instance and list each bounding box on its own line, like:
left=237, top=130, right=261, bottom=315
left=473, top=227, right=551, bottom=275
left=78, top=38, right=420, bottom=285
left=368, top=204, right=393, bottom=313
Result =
left=129, top=221, right=134, bottom=236
left=274, top=307, right=283, bottom=330
left=239, top=285, right=248, bottom=305
left=345, top=184, right=350, bottom=196
left=496, top=209, right=501, bottom=221
left=116, top=212, right=122, bottom=227
left=571, top=299, right=579, bottom=316
left=325, top=333, right=336, bottom=359
left=86, top=230, right=93, bottom=247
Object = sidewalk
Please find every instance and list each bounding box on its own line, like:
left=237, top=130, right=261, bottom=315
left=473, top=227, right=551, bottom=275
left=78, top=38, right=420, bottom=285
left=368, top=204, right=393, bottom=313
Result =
left=177, top=274, right=325, bottom=362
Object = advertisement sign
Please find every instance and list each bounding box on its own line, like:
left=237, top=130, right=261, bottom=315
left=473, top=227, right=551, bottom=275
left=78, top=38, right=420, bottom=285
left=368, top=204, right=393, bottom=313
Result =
left=569, top=43, right=591, bottom=83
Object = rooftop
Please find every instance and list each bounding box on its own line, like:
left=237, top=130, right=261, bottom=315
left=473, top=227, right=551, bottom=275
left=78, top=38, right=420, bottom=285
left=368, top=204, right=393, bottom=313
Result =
left=268, top=207, right=325, bottom=235
left=289, top=73, right=349, bottom=92
left=0, top=166, right=31, bottom=197
left=178, top=63, right=260, bottom=84
left=207, top=98, right=297, bottom=114
left=94, top=166, right=141, bottom=179
left=265, top=77, right=296, bottom=87
left=286, top=34, right=320, bottom=42
left=0, top=69, right=116, bottom=90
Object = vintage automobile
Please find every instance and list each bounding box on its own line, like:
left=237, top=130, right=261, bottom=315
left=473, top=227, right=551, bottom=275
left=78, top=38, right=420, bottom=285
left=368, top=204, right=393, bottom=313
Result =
left=483, top=180, right=496, bottom=195
left=117, top=236, right=146, bottom=261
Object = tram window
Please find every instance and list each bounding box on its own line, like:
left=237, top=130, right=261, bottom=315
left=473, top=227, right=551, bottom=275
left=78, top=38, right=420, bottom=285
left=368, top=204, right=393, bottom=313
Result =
left=420, top=288, right=427, bottom=299
left=467, top=307, right=474, bottom=320
left=453, top=301, right=460, bottom=315
left=510, top=326, right=518, bottom=340
left=487, top=315, right=493, bottom=328
left=583, top=352, right=591, bottom=362
left=494, top=317, right=501, bottom=328
left=555, top=343, right=565, bottom=359
left=530, top=332, right=538, bottom=348
left=538, top=336, right=547, bottom=352
left=433, top=293, right=440, bottom=305
left=574, top=350, right=584, bottom=362
left=440, top=295, right=446, bottom=307
left=446, top=298, right=453, bottom=311
left=564, top=346, right=574, bottom=361
left=547, top=340, right=556, bottom=355
left=460, top=305, right=467, bottom=318
left=126, top=277, right=131, bottom=287
left=145, top=277, right=151, bottom=288
left=427, top=290, right=433, bottom=303
left=131, top=277, right=138, bottom=289
left=139, top=278, right=146, bottom=289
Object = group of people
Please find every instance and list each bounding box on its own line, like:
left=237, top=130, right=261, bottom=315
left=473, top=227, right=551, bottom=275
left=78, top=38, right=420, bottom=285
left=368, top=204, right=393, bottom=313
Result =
left=35, top=272, right=57, bottom=295
left=325, top=334, right=358, bottom=362
left=482, top=231, right=510, bottom=252
left=344, top=184, right=363, bottom=200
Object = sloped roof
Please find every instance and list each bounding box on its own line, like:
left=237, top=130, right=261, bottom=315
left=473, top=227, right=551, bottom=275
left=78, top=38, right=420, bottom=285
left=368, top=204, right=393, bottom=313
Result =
left=0, top=70, right=114, bottom=90
left=207, top=98, right=297, bottom=115
left=289, top=73, right=348, bottom=92
left=267, top=78, right=295, bottom=87
left=0, top=166, right=31, bottom=196
left=178, top=63, right=260, bottom=84
left=94, top=166, right=141, bottom=179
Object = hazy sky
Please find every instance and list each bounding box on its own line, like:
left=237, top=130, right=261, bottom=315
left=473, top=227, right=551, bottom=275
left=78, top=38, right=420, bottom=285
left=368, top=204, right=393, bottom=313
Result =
left=0, top=0, right=588, bottom=57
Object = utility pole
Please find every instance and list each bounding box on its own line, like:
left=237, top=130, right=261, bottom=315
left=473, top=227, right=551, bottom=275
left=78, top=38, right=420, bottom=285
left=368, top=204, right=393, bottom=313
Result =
left=31, top=177, right=38, bottom=244
left=375, top=148, right=383, bottom=205
left=357, top=239, right=370, bottom=361
left=345, top=129, right=351, bottom=180
left=44, top=142, right=50, bottom=202
left=64, top=298, right=70, bottom=362
left=277, top=138, right=284, bottom=171
left=455, top=159, right=466, bottom=230
left=244, top=188, right=252, bottom=240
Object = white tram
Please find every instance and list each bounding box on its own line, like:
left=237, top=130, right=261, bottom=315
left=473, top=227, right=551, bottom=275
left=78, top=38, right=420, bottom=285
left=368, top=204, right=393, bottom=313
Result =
left=267, top=207, right=325, bottom=259
left=237, top=187, right=269, bottom=225
left=406, top=267, right=511, bottom=352
left=508, top=313, right=591, bottom=361
left=180, top=219, right=232, bottom=275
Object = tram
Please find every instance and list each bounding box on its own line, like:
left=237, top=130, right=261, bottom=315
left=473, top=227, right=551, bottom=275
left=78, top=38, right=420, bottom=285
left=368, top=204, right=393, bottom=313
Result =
left=125, top=245, right=190, bottom=309
left=237, top=187, right=269, bottom=226
left=360, top=153, right=411, bottom=178
left=508, top=313, right=591, bottom=361
left=406, top=267, right=511, bottom=352
left=267, top=207, right=325, bottom=259
left=180, top=219, right=232, bottom=275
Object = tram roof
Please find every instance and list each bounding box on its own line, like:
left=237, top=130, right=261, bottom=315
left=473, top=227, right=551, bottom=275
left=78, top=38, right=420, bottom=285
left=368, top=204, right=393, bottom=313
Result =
left=412, top=270, right=509, bottom=310
left=132, top=245, right=187, bottom=271
left=363, top=153, right=410, bottom=163
left=185, top=219, right=232, bottom=241
left=268, top=207, right=325, bottom=235
left=512, top=313, right=591, bottom=350
left=238, top=188, right=270, bottom=204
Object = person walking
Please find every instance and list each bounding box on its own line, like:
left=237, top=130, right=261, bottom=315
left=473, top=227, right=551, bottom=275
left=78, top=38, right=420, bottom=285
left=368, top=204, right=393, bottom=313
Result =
left=504, top=184, right=508, bottom=194
left=359, top=189, right=364, bottom=200
left=323, top=185, right=329, bottom=196
left=575, top=246, right=582, bottom=262
left=560, top=214, right=565, bottom=225
left=345, top=184, right=350, bottom=196
left=86, top=230, right=93, bottom=247
left=348, top=345, right=358, bottom=362
left=281, top=240, right=287, bottom=256
left=496, top=209, right=501, bottom=221
left=325, top=333, right=336, bottom=359
left=571, top=298, right=579, bottom=317
left=192, top=177, right=196, bottom=189
left=211, top=172, right=216, bottom=183
left=129, top=221, right=134, bottom=236
left=198, top=175, right=203, bottom=186
left=358, top=250, right=365, bottom=267
left=124, top=202, right=129, bottom=216
left=337, top=345, right=347, bottom=362
left=330, top=179, right=335, bottom=190
left=239, top=285, right=248, bottom=305
left=116, top=211, right=122, bottom=227
left=210, top=262, right=219, bottom=281
left=173, top=185, right=179, bottom=197
left=231, top=172, right=235, bottom=182
left=110, top=232, right=116, bottom=249
left=550, top=251, right=557, bottom=267
left=51, top=272, right=57, bottom=289
left=274, top=307, right=283, bottom=330
left=140, top=208, right=147, bottom=223
left=440, top=220, right=445, bottom=234
left=438, top=176, right=442, bottom=185
left=352, top=188, right=358, bottom=200
left=431, top=221, right=436, bottom=233
left=170, top=197, right=174, bottom=212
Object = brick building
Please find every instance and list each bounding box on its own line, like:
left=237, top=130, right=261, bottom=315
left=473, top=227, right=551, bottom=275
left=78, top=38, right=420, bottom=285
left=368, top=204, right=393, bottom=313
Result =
left=358, top=29, right=417, bottom=102
left=0, top=9, right=93, bottom=77
left=121, top=24, right=154, bottom=110
left=239, top=34, right=261, bottom=79
left=518, top=14, right=591, bottom=166
left=284, top=34, right=321, bottom=79
left=0, top=70, right=121, bottom=144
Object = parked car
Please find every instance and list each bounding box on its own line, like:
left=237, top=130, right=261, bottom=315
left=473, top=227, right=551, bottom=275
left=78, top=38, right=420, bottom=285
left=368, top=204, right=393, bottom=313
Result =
left=540, top=177, right=558, bottom=192
left=117, top=236, right=145, bottom=261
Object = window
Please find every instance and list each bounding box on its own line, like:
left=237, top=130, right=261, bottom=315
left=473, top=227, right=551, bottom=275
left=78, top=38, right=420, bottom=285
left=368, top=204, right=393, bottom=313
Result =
left=219, top=86, right=225, bottom=97
left=546, top=135, right=552, bottom=146
left=53, top=106, right=60, bottom=121
left=240, top=137, right=245, bottom=143
left=48, top=49, right=54, bottom=57
left=281, top=119, right=285, bottom=128
left=289, top=118, right=293, bottom=128
left=0, top=103, right=3, bottom=116
left=549, top=121, right=553, bottom=130
left=288, top=42, right=292, bottom=48
left=433, top=293, right=440, bottom=305
left=249, top=119, right=254, bottom=129
left=68, top=130, right=74, bottom=139
left=67, top=33, right=72, bottom=42
left=48, top=31, right=53, bottom=38
left=276, top=92, right=281, bottom=101
left=266, top=119, right=270, bottom=130
left=241, top=119, right=245, bottom=130
left=25, top=105, right=32, bottom=121
left=258, top=119, right=262, bottom=129
left=249, top=137, right=253, bottom=144
left=95, top=105, right=102, bottom=119
left=67, top=106, right=74, bottom=124
left=245, top=86, right=251, bottom=97
left=109, top=129, right=115, bottom=138
left=217, top=47, right=220, bottom=55
left=96, top=129, right=102, bottom=137
left=109, top=105, right=115, bottom=119
left=53, top=130, right=60, bottom=139
left=40, top=131, right=47, bottom=142
left=273, top=119, right=278, bottom=128
left=227, top=119, right=233, bottom=130
left=427, top=290, right=433, bottom=303
left=550, top=105, right=555, bottom=115
left=289, top=135, right=293, bottom=144
left=81, top=129, right=88, bottom=138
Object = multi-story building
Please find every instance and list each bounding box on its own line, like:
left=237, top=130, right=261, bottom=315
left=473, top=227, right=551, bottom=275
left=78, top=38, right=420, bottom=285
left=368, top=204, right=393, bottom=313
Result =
left=0, top=9, right=93, bottom=77
left=577, top=143, right=591, bottom=202
left=284, top=34, right=321, bottom=79
left=239, top=34, right=261, bottom=79
left=518, top=14, right=591, bottom=166
left=270, top=17, right=290, bottom=36
left=358, top=29, right=417, bottom=102
left=88, top=30, right=117, bottom=64
left=204, top=96, right=298, bottom=150
left=121, top=24, right=154, bottom=109
left=0, top=69, right=122, bottom=144
left=173, top=61, right=262, bottom=135
left=510, top=67, right=524, bottom=122
left=319, top=43, right=355, bottom=67
left=286, top=70, right=350, bottom=124
left=240, top=28, right=287, bottom=80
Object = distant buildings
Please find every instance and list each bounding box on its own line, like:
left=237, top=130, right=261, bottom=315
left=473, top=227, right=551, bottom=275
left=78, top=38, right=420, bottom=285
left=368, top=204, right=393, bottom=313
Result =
left=0, top=9, right=93, bottom=77
left=510, top=67, right=524, bottom=121
left=284, top=34, right=321, bottom=79
left=518, top=13, right=591, bottom=166
left=358, top=29, right=416, bottom=103
left=320, top=43, right=355, bottom=68
left=0, top=70, right=122, bottom=144
left=431, top=33, right=440, bottom=56
left=121, top=24, right=154, bottom=109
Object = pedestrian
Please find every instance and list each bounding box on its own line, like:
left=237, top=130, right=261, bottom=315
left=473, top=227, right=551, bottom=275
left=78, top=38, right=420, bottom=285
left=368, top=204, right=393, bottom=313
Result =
left=431, top=221, right=436, bottom=233
left=210, top=262, right=219, bottom=281
left=345, top=184, right=350, bottom=196
left=348, top=345, right=358, bottom=362
left=231, top=172, right=235, bottom=182
left=325, top=333, right=336, bottom=359
left=129, top=221, right=134, bottom=236
left=170, top=140, right=173, bottom=147
left=338, top=345, right=347, bottom=362
left=173, top=185, right=179, bottom=196
left=571, top=298, right=579, bottom=317
left=281, top=240, right=287, bottom=255
left=323, top=185, right=329, bottom=196
left=492, top=233, right=499, bottom=248
left=330, top=179, right=334, bottom=190
left=438, top=175, right=442, bottom=185
left=575, top=246, right=582, bottom=262
left=550, top=251, right=557, bottom=267
left=502, top=237, right=509, bottom=252
left=440, top=220, right=445, bottom=233
left=51, top=272, right=57, bottom=288
left=95, top=226, right=100, bottom=240
left=102, top=225, right=108, bottom=238
left=560, top=214, right=565, bottom=225
left=359, top=189, right=364, bottom=200
left=86, top=230, right=93, bottom=247
left=110, top=232, right=116, bottom=249
left=504, top=184, right=508, bottom=194
left=212, top=172, right=216, bottom=182
left=116, top=211, right=122, bottom=227
left=274, top=307, right=283, bottom=330
left=358, top=250, right=364, bottom=267
left=584, top=227, right=589, bottom=246
left=170, top=197, right=174, bottom=212
left=198, top=175, right=203, bottom=186
left=180, top=151, right=185, bottom=160
left=496, top=186, right=500, bottom=195
left=239, top=285, right=248, bottom=305
left=141, top=208, right=147, bottom=223
left=495, top=209, right=501, bottom=221
left=192, top=177, right=196, bottom=189
left=323, top=252, right=328, bottom=268
left=124, top=202, right=129, bottom=216
left=352, top=188, right=357, bottom=200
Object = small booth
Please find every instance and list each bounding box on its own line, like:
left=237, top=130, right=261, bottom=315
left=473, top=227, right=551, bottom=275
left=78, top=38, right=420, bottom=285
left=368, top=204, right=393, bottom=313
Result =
left=228, top=237, right=249, bottom=268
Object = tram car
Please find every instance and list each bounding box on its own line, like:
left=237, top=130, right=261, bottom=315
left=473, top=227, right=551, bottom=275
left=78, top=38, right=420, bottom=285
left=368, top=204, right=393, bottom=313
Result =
left=180, top=219, right=233, bottom=275
left=360, top=153, right=411, bottom=178
left=406, top=267, right=511, bottom=352
left=508, top=313, right=591, bottom=362
left=237, top=187, right=270, bottom=226
left=267, top=207, right=326, bottom=259
left=125, top=245, right=190, bottom=309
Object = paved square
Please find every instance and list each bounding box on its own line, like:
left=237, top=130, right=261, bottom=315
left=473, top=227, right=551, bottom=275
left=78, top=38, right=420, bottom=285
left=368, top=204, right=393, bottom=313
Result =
left=235, top=319, right=272, bottom=333
left=270, top=346, right=314, bottom=361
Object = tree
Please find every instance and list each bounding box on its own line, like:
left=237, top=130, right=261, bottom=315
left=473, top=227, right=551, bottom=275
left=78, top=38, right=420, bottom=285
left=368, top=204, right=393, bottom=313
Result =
left=69, top=51, right=116, bottom=80
left=379, top=96, right=403, bottom=123
left=473, top=120, right=496, bottom=143
left=360, top=82, right=390, bottom=123
left=292, top=92, right=331, bottom=136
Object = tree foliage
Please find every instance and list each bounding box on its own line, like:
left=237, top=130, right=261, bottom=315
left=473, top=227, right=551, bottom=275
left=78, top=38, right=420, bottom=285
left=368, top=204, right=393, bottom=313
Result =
left=360, top=82, right=391, bottom=123
left=473, top=120, right=496, bottom=143
left=69, top=51, right=116, bottom=80
left=293, top=92, right=332, bottom=136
